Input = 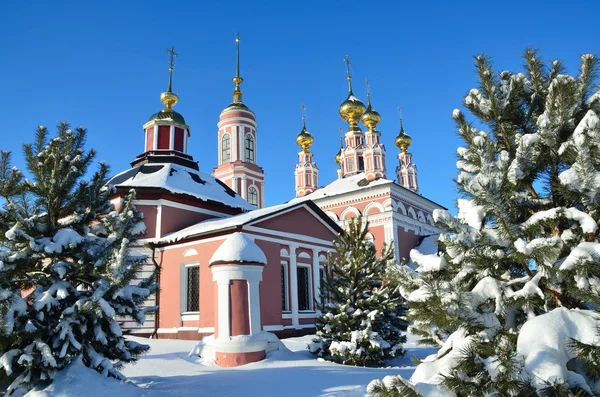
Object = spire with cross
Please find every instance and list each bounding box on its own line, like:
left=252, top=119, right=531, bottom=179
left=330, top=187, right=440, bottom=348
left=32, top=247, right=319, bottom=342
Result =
left=344, top=55, right=354, bottom=94
left=232, top=33, right=244, bottom=104
left=166, top=46, right=178, bottom=93
left=398, top=106, right=404, bottom=131
left=301, top=102, right=307, bottom=128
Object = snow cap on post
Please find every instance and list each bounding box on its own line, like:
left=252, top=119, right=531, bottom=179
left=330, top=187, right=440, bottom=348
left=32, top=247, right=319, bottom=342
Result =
left=209, top=232, right=267, bottom=266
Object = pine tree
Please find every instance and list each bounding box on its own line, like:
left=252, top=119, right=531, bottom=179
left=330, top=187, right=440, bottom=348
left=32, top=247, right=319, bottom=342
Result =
left=369, top=50, right=600, bottom=396
left=0, top=123, right=157, bottom=395
left=310, top=216, right=408, bottom=367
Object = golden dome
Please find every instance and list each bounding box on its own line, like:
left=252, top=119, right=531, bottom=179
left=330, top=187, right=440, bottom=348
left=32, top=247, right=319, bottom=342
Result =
left=339, top=94, right=366, bottom=124
left=395, top=121, right=412, bottom=152
left=335, top=148, right=342, bottom=165
left=160, top=91, right=179, bottom=111
left=361, top=95, right=380, bottom=130
left=296, top=126, right=314, bottom=152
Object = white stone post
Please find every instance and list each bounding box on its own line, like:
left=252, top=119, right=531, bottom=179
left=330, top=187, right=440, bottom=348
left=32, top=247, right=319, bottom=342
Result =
left=248, top=281, right=261, bottom=335
left=217, top=280, right=231, bottom=339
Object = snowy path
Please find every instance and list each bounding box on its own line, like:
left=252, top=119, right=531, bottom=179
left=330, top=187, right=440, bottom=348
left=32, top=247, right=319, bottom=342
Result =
left=120, top=334, right=435, bottom=397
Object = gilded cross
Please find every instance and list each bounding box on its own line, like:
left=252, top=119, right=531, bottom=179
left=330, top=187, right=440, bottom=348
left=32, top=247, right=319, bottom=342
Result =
left=365, top=78, right=371, bottom=95
left=236, top=32, right=240, bottom=43
left=166, top=46, right=178, bottom=71
left=343, top=55, right=352, bottom=78
left=397, top=106, right=403, bottom=120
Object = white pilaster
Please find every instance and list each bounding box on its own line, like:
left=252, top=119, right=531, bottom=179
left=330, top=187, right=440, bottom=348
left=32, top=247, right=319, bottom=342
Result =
left=169, top=125, right=175, bottom=150
left=392, top=220, right=400, bottom=263
left=312, top=248, right=320, bottom=309
left=289, top=244, right=300, bottom=329
left=248, top=281, right=261, bottom=335
left=153, top=126, right=158, bottom=151
left=217, top=280, right=231, bottom=339
left=241, top=177, right=247, bottom=199
left=155, top=204, right=162, bottom=238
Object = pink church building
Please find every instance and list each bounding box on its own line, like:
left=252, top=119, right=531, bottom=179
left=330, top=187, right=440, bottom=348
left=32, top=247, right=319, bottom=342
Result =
left=107, top=43, right=443, bottom=367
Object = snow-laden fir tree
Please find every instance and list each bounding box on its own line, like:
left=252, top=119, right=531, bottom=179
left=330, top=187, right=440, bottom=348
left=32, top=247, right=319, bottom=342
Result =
left=310, top=216, right=408, bottom=367
left=369, top=50, right=600, bottom=396
left=0, top=123, right=157, bottom=395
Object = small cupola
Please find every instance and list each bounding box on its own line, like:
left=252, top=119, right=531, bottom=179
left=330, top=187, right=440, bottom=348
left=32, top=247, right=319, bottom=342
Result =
left=133, top=46, right=196, bottom=169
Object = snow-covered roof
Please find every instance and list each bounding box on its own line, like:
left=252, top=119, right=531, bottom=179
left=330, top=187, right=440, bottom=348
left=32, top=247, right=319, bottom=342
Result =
left=209, top=232, right=267, bottom=265
left=290, top=173, right=393, bottom=203
left=107, top=163, right=254, bottom=211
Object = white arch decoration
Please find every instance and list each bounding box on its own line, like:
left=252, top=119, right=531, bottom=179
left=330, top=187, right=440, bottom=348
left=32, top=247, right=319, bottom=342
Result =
left=417, top=210, right=426, bottom=223
left=426, top=214, right=435, bottom=225
left=182, top=248, right=198, bottom=257
left=318, top=254, right=327, bottom=263
left=325, top=211, right=339, bottom=221
left=364, top=202, right=384, bottom=216
left=280, top=248, right=290, bottom=257
left=382, top=199, right=394, bottom=211
left=298, top=252, right=311, bottom=259
left=340, top=206, right=361, bottom=220
left=396, top=200, right=408, bottom=216
left=407, top=207, right=417, bottom=219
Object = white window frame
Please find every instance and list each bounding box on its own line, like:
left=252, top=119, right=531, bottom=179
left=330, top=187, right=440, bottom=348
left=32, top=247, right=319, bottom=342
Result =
left=281, top=260, right=290, bottom=312
left=221, top=133, right=231, bottom=164
left=296, top=264, right=313, bottom=312
left=248, top=186, right=259, bottom=207
left=245, top=134, right=255, bottom=163
left=180, top=262, right=200, bottom=322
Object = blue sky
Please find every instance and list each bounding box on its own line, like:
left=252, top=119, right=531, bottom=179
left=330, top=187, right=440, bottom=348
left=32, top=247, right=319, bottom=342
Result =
left=1, top=0, right=598, bottom=211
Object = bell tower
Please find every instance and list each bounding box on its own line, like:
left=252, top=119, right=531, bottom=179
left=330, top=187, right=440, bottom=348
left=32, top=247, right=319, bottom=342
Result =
left=338, top=56, right=367, bottom=178
left=294, top=104, right=318, bottom=197
left=213, top=34, right=265, bottom=208
left=361, top=79, right=386, bottom=180
left=395, top=110, right=419, bottom=192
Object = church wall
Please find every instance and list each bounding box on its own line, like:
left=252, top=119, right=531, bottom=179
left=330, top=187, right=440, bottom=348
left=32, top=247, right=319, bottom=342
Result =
left=251, top=208, right=335, bottom=241
left=257, top=239, right=285, bottom=327
left=160, top=205, right=217, bottom=236
left=136, top=205, right=157, bottom=239
left=397, top=226, right=420, bottom=260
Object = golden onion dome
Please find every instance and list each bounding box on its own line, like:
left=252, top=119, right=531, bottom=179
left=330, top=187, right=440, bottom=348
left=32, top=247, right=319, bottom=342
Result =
left=296, top=126, right=314, bottom=152
left=335, top=148, right=342, bottom=165
left=361, top=94, right=381, bottom=130
left=339, top=94, right=366, bottom=124
left=395, top=121, right=412, bottom=152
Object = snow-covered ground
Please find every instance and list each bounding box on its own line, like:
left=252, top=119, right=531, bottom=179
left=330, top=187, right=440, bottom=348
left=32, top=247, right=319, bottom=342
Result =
left=24, top=333, right=435, bottom=397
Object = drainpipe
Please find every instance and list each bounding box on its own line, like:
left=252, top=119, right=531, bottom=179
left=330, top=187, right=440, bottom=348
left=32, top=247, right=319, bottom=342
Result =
left=149, top=244, right=161, bottom=339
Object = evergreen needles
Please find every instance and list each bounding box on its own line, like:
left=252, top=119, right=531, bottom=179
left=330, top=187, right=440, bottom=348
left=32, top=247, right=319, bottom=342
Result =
left=0, top=123, right=157, bottom=395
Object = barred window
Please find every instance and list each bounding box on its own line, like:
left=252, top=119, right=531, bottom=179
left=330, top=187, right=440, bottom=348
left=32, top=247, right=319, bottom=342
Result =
left=245, top=134, right=255, bottom=163
left=221, top=134, right=231, bottom=164
left=186, top=266, right=200, bottom=312
left=297, top=266, right=311, bottom=311
left=347, top=158, right=354, bottom=172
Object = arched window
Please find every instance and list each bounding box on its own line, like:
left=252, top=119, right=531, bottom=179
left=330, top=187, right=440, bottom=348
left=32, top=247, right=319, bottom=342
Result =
left=245, top=134, right=255, bottom=163
left=221, top=134, right=231, bottom=164
left=248, top=186, right=259, bottom=207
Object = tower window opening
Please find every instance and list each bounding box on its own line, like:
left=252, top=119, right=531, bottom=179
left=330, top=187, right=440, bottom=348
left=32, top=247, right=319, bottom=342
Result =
left=358, top=157, right=364, bottom=171
left=245, top=134, right=255, bottom=163
left=221, top=134, right=231, bottom=163
left=348, top=158, right=354, bottom=172
left=248, top=186, right=258, bottom=206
